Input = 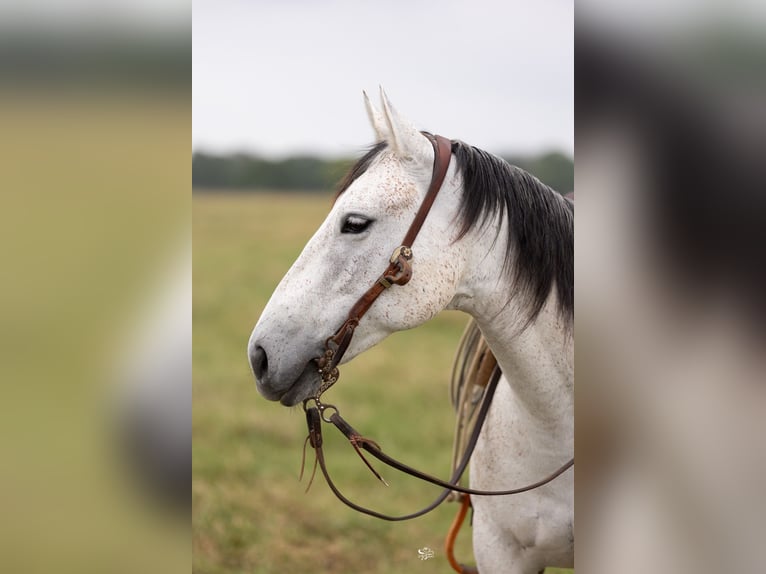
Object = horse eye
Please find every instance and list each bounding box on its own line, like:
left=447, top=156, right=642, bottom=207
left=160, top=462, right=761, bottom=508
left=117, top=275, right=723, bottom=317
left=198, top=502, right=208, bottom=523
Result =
left=341, top=215, right=373, bottom=234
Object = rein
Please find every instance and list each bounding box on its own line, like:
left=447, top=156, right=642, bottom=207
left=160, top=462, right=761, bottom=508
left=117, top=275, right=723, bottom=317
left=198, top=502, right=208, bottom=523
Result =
left=302, top=371, right=574, bottom=521
left=301, top=133, right=573, bottom=521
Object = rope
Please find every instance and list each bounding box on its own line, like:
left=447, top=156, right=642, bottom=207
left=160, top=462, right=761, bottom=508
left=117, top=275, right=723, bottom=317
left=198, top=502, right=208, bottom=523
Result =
left=445, top=493, right=479, bottom=574
left=449, top=319, right=494, bottom=498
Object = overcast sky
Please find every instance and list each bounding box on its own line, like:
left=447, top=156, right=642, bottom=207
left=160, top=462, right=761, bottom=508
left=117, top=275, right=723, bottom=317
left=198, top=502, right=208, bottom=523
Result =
left=193, top=0, right=573, bottom=158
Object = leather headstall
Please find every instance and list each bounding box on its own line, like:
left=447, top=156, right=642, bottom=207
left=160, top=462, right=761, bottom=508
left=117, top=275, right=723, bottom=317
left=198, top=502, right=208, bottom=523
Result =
left=313, top=133, right=453, bottom=395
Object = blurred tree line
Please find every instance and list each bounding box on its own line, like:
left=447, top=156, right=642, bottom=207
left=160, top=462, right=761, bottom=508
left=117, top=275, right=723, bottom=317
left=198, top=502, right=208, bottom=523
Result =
left=192, top=150, right=573, bottom=194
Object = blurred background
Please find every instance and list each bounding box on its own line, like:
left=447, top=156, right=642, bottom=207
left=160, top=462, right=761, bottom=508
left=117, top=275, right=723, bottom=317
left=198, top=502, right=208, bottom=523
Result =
left=192, top=1, right=572, bottom=573
left=576, top=2, right=766, bottom=573
left=0, top=0, right=189, bottom=573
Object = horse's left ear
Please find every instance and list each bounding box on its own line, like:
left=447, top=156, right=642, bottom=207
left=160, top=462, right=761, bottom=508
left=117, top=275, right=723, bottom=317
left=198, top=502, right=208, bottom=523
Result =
left=379, top=88, right=432, bottom=163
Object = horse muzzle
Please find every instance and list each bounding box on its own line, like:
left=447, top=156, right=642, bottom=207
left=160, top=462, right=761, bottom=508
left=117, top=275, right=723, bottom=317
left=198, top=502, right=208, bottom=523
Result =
left=248, top=337, right=323, bottom=406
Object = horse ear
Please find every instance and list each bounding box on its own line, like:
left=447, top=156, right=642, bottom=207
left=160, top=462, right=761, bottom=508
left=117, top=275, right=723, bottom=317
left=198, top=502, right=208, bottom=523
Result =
left=379, top=87, right=431, bottom=162
left=363, top=90, right=389, bottom=141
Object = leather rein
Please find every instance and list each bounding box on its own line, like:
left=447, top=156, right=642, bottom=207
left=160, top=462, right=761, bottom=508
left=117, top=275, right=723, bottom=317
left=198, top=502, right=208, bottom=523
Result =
left=301, top=133, right=574, bottom=521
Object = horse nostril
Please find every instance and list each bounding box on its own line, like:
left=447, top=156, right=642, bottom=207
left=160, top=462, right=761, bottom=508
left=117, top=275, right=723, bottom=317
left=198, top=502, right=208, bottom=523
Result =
left=250, top=345, right=269, bottom=380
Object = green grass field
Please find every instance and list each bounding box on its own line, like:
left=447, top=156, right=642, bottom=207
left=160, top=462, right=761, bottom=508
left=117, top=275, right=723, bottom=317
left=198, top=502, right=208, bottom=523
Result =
left=193, top=192, right=571, bottom=573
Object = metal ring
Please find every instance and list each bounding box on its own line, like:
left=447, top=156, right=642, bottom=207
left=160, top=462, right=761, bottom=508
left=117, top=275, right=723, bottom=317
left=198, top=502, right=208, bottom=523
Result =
left=318, top=403, right=339, bottom=423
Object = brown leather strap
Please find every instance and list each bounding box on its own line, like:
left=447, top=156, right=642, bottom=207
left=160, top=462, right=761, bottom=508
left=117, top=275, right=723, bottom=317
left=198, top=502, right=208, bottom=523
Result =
left=330, top=400, right=574, bottom=497
left=315, top=134, right=453, bottom=392
left=401, top=134, right=453, bottom=248
left=302, top=367, right=574, bottom=520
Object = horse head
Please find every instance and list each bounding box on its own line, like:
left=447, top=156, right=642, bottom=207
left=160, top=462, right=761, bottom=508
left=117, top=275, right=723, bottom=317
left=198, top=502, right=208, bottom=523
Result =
left=248, top=90, right=469, bottom=406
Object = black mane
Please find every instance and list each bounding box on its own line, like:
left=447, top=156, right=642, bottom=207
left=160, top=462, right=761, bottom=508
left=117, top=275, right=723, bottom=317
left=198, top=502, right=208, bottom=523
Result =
left=335, top=138, right=573, bottom=330
left=451, top=140, right=573, bottom=330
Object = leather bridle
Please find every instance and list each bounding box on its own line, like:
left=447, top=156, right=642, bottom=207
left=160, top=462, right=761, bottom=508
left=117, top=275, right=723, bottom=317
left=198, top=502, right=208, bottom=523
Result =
left=301, top=133, right=574, bottom=521
left=313, top=133, right=454, bottom=395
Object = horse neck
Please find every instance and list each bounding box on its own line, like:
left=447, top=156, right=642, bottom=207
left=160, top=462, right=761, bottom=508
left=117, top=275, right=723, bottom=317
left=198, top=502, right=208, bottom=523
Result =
left=450, top=215, right=574, bottom=430
left=482, top=299, right=573, bottom=430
